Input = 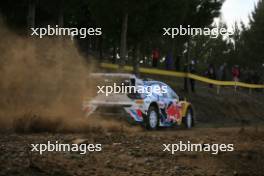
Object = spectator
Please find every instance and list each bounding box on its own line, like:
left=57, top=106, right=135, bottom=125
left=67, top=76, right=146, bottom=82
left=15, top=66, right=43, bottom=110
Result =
left=174, top=55, right=181, bottom=71
left=165, top=51, right=173, bottom=70
left=244, top=68, right=252, bottom=83
left=218, top=63, right=227, bottom=81
left=183, top=61, right=196, bottom=93
left=232, top=65, right=240, bottom=82
left=152, top=48, right=160, bottom=68
left=252, top=71, right=260, bottom=84
left=232, top=65, right=240, bottom=91
left=207, top=64, right=216, bottom=88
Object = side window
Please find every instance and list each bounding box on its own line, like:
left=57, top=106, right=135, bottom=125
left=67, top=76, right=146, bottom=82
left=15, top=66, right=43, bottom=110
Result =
left=149, top=83, right=162, bottom=97
left=167, top=86, right=179, bottom=100
left=160, top=83, right=169, bottom=98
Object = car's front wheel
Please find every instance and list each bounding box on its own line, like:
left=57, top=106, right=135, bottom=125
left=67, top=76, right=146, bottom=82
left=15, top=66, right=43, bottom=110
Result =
left=146, top=106, right=159, bottom=130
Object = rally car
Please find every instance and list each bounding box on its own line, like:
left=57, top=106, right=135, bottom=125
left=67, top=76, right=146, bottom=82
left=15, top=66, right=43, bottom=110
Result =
left=83, top=73, right=195, bottom=130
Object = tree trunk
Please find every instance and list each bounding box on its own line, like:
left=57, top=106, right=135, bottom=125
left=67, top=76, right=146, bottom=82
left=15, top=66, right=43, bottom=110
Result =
left=58, top=0, right=64, bottom=27
left=171, top=39, right=175, bottom=71
left=184, top=39, right=191, bottom=93
left=174, top=40, right=183, bottom=71
left=112, top=45, right=117, bottom=63
left=27, top=0, right=36, bottom=35
left=120, top=13, right=128, bottom=67
left=133, top=44, right=140, bottom=76
left=99, top=36, right=103, bottom=60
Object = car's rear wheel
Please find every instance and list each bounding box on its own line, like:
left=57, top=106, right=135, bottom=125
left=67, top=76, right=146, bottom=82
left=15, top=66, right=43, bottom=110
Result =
left=146, top=106, right=159, bottom=130
left=184, top=107, right=194, bottom=129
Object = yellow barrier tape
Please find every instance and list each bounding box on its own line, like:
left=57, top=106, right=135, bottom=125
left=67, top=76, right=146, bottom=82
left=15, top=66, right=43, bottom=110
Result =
left=100, top=63, right=264, bottom=89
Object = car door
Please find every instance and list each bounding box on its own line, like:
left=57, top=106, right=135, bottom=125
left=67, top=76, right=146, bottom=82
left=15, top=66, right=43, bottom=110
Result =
left=159, top=84, right=181, bottom=124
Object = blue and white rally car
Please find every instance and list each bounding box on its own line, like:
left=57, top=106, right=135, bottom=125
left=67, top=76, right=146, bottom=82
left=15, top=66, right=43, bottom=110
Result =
left=83, top=73, right=194, bottom=130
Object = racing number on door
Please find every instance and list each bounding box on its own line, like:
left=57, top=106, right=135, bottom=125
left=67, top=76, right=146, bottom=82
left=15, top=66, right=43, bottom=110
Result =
left=166, top=101, right=181, bottom=122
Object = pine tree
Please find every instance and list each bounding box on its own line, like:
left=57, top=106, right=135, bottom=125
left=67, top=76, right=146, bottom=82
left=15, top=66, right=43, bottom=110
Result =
left=243, top=0, right=264, bottom=69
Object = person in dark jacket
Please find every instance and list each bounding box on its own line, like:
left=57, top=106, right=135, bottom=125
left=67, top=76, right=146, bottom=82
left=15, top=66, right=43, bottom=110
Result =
left=165, top=51, right=173, bottom=70
left=207, top=64, right=216, bottom=88
left=218, top=63, right=227, bottom=81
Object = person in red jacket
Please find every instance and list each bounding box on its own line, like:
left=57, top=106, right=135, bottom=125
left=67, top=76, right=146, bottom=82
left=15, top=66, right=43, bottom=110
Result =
left=152, top=48, right=160, bottom=68
left=232, top=65, right=240, bottom=82
left=232, top=65, right=241, bottom=91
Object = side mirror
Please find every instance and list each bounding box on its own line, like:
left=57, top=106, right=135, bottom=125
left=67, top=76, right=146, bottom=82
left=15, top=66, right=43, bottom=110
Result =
left=179, top=96, right=185, bottom=101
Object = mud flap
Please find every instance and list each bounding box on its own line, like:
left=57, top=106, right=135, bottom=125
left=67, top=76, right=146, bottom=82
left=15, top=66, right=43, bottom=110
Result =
left=82, top=104, right=97, bottom=117
left=124, top=107, right=144, bottom=123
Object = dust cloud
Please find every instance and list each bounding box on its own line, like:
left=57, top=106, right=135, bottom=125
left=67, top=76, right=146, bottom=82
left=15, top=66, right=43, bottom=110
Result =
left=0, top=21, right=139, bottom=133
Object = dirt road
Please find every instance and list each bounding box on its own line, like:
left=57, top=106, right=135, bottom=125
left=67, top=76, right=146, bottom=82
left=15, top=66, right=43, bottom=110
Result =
left=0, top=126, right=263, bottom=176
